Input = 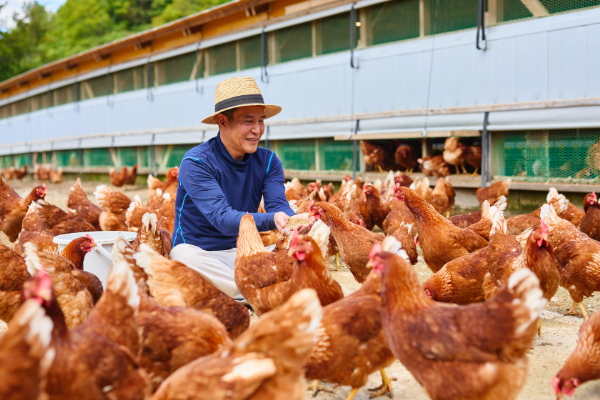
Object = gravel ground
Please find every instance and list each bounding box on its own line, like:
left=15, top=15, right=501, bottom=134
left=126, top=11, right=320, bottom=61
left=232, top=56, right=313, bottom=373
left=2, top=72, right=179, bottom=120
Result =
left=2, top=177, right=599, bottom=399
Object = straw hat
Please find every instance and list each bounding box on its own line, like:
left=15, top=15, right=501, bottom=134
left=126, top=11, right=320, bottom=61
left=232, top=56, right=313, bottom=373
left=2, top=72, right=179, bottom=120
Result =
left=202, top=76, right=281, bottom=124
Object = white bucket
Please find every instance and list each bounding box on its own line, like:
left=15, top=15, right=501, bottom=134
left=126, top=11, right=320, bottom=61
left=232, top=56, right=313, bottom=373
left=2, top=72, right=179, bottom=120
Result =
left=53, top=231, right=137, bottom=288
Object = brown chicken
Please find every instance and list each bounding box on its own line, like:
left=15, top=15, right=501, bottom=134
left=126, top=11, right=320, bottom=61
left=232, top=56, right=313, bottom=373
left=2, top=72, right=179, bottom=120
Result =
left=462, top=144, right=482, bottom=175
left=285, top=178, right=306, bottom=201
left=34, top=165, right=50, bottom=181
left=395, top=185, right=488, bottom=272
left=476, top=179, right=511, bottom=205
left=150, top=289, right=322, bottom=400
left=135, top=243, right=250, bottom=338
left=374, top=245, right=546, bottom=400
left=448, top=196, right=507, bottom=229
left=0, top=243, right=30, bottom=323
left=395, top=145, right=419, bottom=173
left=126, top=195, right=153, bottom=232
left=282, top=231, right=343, bottom=307
left=464, top=200, right=502, bottom=241
left=49, top=167, right=63, bottom=184
left=506, top=192, right=568, bottom=235
left=548, top=188, right=585, bottom=227
left=423, top=247, right=489, bottom=305
left=16, top=202, right=57, bottom=255
left=159, top=193, right=176, bottom=235
left=25, top=256, right=151, bottom=399
left=131, top=212, right=172, bottom=259
left=419, top=155, right=452, bottom=177
left=310, top=201, right=384, bottom=283
left=383, top=197, right=417, bottom=237
left=431, top=177, right=450, bottom=216
left=443, top=137, right=466, bottom=174
left=94, top=184, right=132, bottom=231
left=3, top=167, right=13, bottom=181
left=0, top=183, right=48, bottom=242
left=363, top=183, right=389, bottom=230
left=553, top=309, right=600, bottom=398
left=24, top=243, right=94, bottom=329
left=110, top=166, right=128, bottom=187
left=234, top=214, right=295, bottom=315
left=67, top=178, right=102, bottom=231
left=579, top=192, right=600, bottom=240
left=0, top=298, right=55, bottom=400
left=58, top=235, right=103, bottom=304
left=147, top=188, right=166, bottom=215
left=541, top=203, right=600, bottom=319
left=390, top=222, right=418, bottom=264
left=112, top=236, right=231, bottom=391
left=305, top=238, right=399, bottom=400
left=12, top=164, right=27, bottom=180
left=35, top=199, right=96, bottom=236
left=126, top=164, right=139, bottom=186
left=361, top=140, right=394, bottom=172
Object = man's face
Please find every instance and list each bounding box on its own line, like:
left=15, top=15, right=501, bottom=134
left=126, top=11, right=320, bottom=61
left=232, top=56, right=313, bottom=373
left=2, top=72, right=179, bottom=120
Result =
left=217, top=105, right=266, bottom=160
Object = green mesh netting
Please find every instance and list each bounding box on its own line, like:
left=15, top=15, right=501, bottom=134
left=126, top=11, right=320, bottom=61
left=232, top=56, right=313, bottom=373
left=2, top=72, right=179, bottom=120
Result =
left=115, top=69, right=135, bottom=93
left=433, top=0, right=478, bottom=34
left=117, top=147, right=139, bottom=167
left=83, top=148, right=111, bottom=167
left=132, top=66, right=147, bottom=90
left=55, top=150, right=78, bottom=167
left=12, top=99, right=28, bottom=116
left=0, top=104, right=10, bottom=119
left=319, top=139, right=356, bottom=171
left=166, top=145, right=192, bottom=168
left=157, top=51, right=197, bottom=85
left=80, top=75, right=112, bottom=100
left=315, top=12, right=356, bottom=55
left=207, top=42, right=237, bottom=76
left=366, top=0, right=419, bottom=46
left=239, top=35, right=262, bottom=70
left=274, top=139, right=316, bottom=171
left=14, top=153, right=31, bottom=168
left=0, top=156, right=12, bottom=168
left=540, top=0, right=600, bottom=13
left=500, top=0, right=533, bottom=22
left=492, top=129, right=600, bottom=183
left=273, top=22, right=313, bottom=63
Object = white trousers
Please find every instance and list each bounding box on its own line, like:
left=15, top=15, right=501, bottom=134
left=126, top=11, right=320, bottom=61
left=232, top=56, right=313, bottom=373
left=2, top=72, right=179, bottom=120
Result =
left=170, top=243, right=275, bottom=301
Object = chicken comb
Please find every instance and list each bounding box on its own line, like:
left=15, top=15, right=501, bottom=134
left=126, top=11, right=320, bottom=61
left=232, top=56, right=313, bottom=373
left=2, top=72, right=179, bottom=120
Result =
left=85, top=234, right=96, bottom=244
left=593, top=192, right=597, bottom=201
left=369, top=242, right=382, bottom=262
left=540, top=220, right=548, bottom=236
left=345, top=174, right=352, bottom=182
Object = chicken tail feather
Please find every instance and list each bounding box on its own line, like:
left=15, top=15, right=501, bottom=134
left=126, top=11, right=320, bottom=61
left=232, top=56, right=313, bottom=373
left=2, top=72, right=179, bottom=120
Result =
left=507, top=268, right=547, bottom=335
left=106, top=246, right=141, bottom=316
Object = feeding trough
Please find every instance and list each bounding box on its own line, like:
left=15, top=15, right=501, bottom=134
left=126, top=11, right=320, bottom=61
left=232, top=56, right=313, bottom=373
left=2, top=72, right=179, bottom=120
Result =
left=53, top=231, right=137, bottom=288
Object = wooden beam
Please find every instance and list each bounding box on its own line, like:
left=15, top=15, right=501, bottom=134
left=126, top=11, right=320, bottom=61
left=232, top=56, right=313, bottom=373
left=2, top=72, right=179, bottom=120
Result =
left=519, top=0, right=549, bottom=17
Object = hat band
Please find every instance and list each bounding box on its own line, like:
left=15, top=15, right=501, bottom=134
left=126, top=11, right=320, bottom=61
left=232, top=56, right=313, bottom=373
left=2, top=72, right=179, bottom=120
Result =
left=215, top=94, right=265, bottom=113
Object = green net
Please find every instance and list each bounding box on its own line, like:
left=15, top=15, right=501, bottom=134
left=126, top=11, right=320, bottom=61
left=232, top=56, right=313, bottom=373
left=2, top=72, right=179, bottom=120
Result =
left=12, top=99, right=28, bottom=116
left=499, top=0, right=533, bottom=23
left=239, top=35, right=263, bottom=69
left=365, top=0, right=419, bottom=46
left=80, top=75, right=113, bottom=100
left=55, top=150, right=78, bottom=167
left=166, top=145, right=191, bottom=168
left=432, top=0, right=478, bottom=34
left=0, top=104, right=10, bottom=119
left=318, top=139, right=356, bottom=171
left=540, top=0, right=600, bottom=14
left=0, top=156, right=11, bottom=168
left=274, top=139, right=316, bottom=171
left=207, top=42, right=237, bottom=76
left=14, top=153, right=31, bottom=168
left=83, top=148, right=111, bottom=167
left=156, top=51, right=196, bottom=85
left=492, top=129, right=600, bottom=183
left=315, top=12, right=355, bottom=55
left=115, top=69, right=135, bottom=93
left=116, top=147, right=139, bottom=167
left=273, top=22, right=312, bottom=63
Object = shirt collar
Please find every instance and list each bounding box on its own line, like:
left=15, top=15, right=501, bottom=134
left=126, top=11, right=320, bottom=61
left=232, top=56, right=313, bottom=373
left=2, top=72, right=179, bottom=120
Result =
left=215, top=132, right=250, bottom=169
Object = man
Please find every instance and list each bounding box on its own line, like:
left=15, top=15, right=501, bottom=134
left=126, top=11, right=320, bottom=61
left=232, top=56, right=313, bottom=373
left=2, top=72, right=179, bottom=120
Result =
left=170, top=76, right=308, bottom=301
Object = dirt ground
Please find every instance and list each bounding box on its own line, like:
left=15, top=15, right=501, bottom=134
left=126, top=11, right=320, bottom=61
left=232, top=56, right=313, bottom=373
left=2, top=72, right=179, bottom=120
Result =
left=2, top=177, right=600, bottom=399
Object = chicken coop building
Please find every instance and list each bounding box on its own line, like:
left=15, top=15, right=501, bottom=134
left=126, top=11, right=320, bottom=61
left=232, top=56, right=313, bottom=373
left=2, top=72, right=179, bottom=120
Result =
left=1, top=0, right=600, bottom=193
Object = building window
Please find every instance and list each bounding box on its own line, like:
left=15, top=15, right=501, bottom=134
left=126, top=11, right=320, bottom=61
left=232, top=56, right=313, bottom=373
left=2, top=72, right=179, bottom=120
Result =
left=273, top=21, right=313, bottom=63
left=207, top=42, right=237, bottom=76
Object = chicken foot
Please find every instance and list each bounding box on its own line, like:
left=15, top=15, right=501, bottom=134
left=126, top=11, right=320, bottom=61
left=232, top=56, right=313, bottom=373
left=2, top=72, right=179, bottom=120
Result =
left=345, top=388, right=360, bottom=400
left=537, top=319, right=542, bottom=337
left=308, top=380, right=332, bottom=397
left=376, top=165, right=384, bottom=173
left=566, top=301, right=589, bottom=320
left=368, top=369, right=395, bottom=398
left=471, top=167, right=479, bottom=177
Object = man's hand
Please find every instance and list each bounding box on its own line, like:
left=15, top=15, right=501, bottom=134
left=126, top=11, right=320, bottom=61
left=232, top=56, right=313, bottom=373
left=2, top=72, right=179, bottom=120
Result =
left=292, top=212, right=313, bottom=234
left=274, top=212, right=290, bottom=233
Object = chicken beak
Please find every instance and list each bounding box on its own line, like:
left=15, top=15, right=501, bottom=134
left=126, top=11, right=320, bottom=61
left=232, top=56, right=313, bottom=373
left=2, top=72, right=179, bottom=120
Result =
left=366, top=260, right=374, bottom=269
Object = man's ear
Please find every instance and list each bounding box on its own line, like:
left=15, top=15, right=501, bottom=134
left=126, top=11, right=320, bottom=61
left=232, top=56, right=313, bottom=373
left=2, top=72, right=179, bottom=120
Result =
left=216, top=113, right=227, bottom=129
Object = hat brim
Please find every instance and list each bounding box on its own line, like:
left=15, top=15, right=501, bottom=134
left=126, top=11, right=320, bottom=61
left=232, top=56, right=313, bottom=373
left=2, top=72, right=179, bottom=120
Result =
left=202, top=104, right=282, bottom=124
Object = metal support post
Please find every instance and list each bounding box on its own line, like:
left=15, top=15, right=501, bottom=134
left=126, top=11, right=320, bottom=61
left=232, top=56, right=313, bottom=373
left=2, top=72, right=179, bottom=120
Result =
left=150, top=133, right=157, bottom=177
left=352, top=120, right=359, bottom=180
left=481, top=111, right=489, bottom=188
left=350, top=4, right=358, bottom=69
left=476, top=0, right=487, bottom=50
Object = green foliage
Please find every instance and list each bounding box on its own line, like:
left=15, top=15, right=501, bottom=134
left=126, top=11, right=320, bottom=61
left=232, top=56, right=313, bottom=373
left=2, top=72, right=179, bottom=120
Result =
left=0, top=0, right=230, bottom=82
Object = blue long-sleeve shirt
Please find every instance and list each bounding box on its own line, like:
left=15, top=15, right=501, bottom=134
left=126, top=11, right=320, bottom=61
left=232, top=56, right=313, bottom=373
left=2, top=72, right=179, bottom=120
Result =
left=172, top=133, right=295, bottom=251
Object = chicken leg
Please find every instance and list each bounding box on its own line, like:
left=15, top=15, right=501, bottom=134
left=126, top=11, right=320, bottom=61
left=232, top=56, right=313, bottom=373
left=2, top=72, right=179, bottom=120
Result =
left=537, top=319, right=542, bottom=337
left=376, top=165, right=384, bottom=173
left=345, top=388, right=360, bottom=400
left=567, top=301, right=589, bottom=320
left=471, top=167, right=479, bottom=177
left=308, top=380, right=332, bottom=397
left=461, top=165, right=468, bottom=174
left=368, top=369, right=395, bottom=398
